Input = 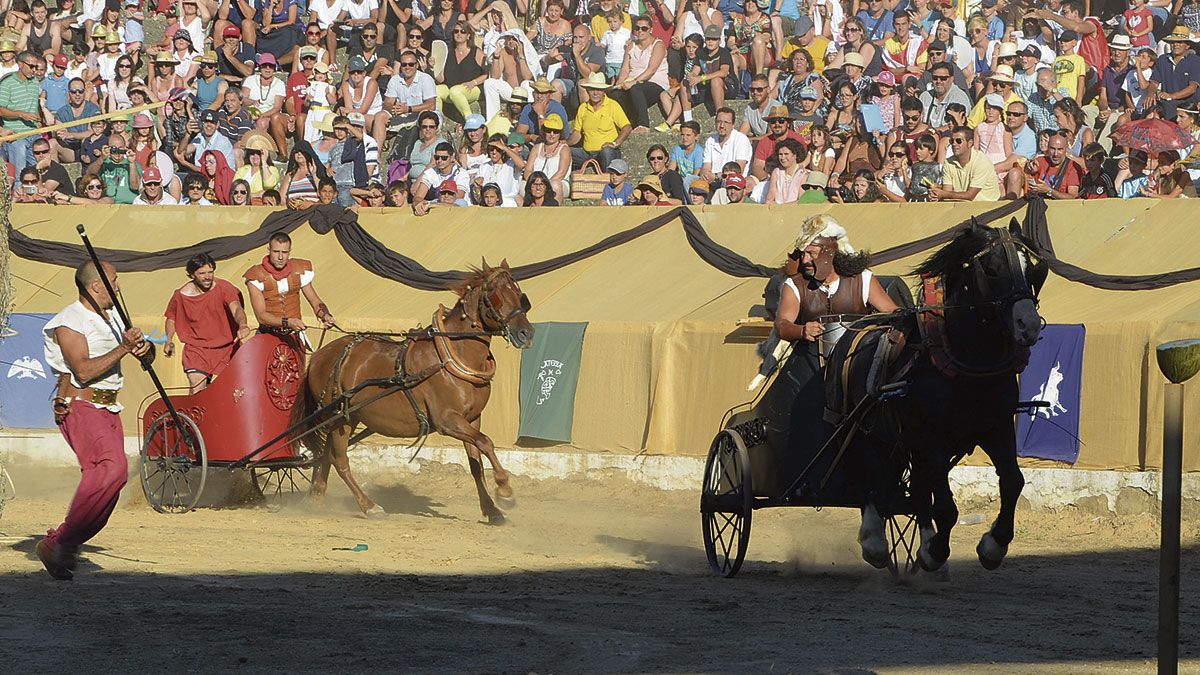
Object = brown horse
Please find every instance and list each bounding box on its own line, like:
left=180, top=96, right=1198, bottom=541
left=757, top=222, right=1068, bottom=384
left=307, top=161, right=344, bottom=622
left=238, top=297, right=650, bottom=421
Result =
left=293, top=260, right=534, bottom=523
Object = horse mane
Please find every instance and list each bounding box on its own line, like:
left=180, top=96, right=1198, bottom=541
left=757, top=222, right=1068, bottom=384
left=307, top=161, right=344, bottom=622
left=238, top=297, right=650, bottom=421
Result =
left=913, top=225, right=992, bottom=278
left=451, top=264, right=510, bottom=298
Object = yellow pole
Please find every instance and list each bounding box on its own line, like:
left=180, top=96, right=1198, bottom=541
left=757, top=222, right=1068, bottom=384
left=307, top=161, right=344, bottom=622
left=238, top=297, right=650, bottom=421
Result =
left=0, top=101, right=167, bottom=144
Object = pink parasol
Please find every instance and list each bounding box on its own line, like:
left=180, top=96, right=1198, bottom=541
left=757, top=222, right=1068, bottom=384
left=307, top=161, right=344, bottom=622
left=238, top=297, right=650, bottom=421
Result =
left=1112, top=118, right=1195, bottom=153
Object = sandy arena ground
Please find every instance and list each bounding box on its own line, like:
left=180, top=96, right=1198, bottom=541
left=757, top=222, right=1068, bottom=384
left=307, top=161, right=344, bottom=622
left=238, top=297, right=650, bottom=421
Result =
left=0, top=457, right=1197, bottom=674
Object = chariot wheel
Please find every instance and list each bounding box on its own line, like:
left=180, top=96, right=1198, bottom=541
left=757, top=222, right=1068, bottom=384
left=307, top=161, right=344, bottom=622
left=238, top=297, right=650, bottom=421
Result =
left=251, top=466, right=312, bottom=507
left=700, top=429, right=754, bottom=578
left=140, top=411, right=207, bottom=514
left=884, top=513, right=920, bottom=578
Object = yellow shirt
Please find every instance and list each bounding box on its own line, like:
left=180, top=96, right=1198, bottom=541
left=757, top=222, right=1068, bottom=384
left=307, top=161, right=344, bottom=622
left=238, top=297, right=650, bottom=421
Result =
left=966, top=90, right=1021, bottom=128
left=576, top=95, right=630, bottom=152
left=943, top=148, right=1001, bottom=201
left=779, top=35, right=830, bottom=72
left=1053, top=54, right=1087, bottom=99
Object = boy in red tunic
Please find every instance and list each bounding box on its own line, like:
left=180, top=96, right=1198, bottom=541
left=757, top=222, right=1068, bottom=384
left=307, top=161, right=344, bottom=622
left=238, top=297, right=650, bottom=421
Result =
left=164, top=253, right=252, bottom=393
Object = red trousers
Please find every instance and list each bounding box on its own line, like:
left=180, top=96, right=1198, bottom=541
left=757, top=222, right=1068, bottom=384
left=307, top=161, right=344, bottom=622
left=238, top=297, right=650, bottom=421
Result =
left=44, top=401, right=128, bottom=556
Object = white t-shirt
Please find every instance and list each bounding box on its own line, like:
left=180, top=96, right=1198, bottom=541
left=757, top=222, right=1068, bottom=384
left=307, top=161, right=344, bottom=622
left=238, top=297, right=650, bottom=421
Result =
left=344, top=0, right=379, bottom=21
left=1123, top=67, right=1154, bottom=113
left=310, top=0, right=346, bottom=29
left=43, top=300, right=126, bottom=408
left=384, top=70, right=437, bottom=106
left=703, top=130, right=753, bottom=171
left=418, top=164, right=471, bottom=194
left=305, top=80, right=337, bottom=107
left=474, top=162, right=521, bottom=202
left=132, top=192, right=180, bottom=205
left=243, top=75, right=287, bottom=112
left=600, top=27, right=632, bottom=65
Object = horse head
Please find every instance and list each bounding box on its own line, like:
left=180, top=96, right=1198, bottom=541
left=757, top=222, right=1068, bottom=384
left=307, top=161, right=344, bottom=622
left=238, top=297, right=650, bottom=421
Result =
left=917, top=219, right=1045, bottom=372
left=457, top=259, right=535, bottom=349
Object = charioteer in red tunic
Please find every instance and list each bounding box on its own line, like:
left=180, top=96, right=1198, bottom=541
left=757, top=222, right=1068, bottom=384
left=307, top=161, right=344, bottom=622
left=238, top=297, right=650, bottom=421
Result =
left=243, top=231, right=336, bottom=343
left=164, top=253, right=253, bottom=394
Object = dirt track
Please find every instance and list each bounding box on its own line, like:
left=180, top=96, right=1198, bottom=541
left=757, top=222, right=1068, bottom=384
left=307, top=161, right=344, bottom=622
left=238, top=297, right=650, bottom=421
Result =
left=1, top=459, right=1197, bottom=674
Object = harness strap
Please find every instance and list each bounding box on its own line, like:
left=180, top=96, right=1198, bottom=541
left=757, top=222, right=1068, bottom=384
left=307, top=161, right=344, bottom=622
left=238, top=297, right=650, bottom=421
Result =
left=432, top=306, right=496, bottom=385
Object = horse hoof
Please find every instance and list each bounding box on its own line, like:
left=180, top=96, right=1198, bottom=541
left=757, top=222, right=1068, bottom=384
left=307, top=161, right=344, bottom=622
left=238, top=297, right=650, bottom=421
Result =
left=977, top=533, right=1008, bottom=570
left=494, top=491, right=517, bottom=510
left=486, top=512, right=507, bottom=526
left=923, top=561, right=952, bottom=583
left=918, top=549, right=946, bottom=572
left=860, top=542, right=889, bottom=569
left=359, top=505, right=388, bottom=520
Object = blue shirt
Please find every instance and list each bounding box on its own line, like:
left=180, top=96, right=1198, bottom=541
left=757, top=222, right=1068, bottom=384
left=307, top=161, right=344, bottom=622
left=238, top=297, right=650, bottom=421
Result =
left=670, top=143, right=705, bottom=177
left=856, top=10, right=895, bottom=42
left=1119, top=175, right=1148, bottom=199
left=1012, top=124, right=1036, bottom=159
left=41, top=73, right=69, bottom=113
left=1152, top=52, right=1200, bottom=117
left=987, top=15, right=1006, bottom=41
left=518, top=101, right=572, bottom=139
left=601, top=181, right=633, bottom=205
left=55, top=100, right=101, bottom=134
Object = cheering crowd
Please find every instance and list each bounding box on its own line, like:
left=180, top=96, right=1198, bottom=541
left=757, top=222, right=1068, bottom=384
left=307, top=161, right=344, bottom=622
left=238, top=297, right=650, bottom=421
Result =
left=1, top=0, right=1199, bottom=209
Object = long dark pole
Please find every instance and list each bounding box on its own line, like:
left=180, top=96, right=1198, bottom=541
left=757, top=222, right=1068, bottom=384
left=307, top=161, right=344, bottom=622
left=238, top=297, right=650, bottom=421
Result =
left=1159, top=383, right=1183, bottom=675
left=76, top=223, right=186, bottom=430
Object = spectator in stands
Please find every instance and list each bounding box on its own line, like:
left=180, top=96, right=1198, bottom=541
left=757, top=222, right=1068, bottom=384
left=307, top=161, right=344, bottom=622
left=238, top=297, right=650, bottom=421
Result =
left=90, top=134, right=141, bottom=204
left=340, top=54, right=388, bottom=149
left=709, top=168, right=747, bottom=204
left=569, top=72, right=630, bottom=170
left=599, top=8, right=631, bottom=78
left=478, top=182, right=503, bottom=207
left=40, top=51, right=69, bottom=114
left=633, top=174, right=672, bottom=205
left=644, top=143, right=686, bottom=203
left=876, top=141, right=910, bottom=202
left=229, top=179, right=252, bottom=205
left=1147, top=151, right=1192, bottom=198
left=244, top=53, right=286, bottom=137
left=132, top=166, right=178, bottom=205
left=699, top=106, right=750, bottom=182
left=50, top=76, right=97, bottom=164
left=688, top=178, right=709, bottom=205
left=413, top=141, right=468, bottom=203
left=764, top=138, right=807, bottom=204
left=1100, top=35, right=1132, bottom=128
left=920, top=60, right=970, bottom=132
left=524, top=113, right=571, bottom=201
left=523, top=170, right=559, bottom=206
left=930, top=126, right=1000, bottom=202
left=1026, top=68, right=1062, bottom=132
left=750, top=105, right=803, bottom=180
left=31, top=135, right=69, bottom=194
left=200, top=148, right=236, bottom=204
left=611, top=14, right=670, bottom=134
left=216, top=24, right=254, bottom=87
left=178, top=108, right=234, bottom=173
left=689, top=25, right=734, bottom=117
left=383, top=49, right=437, bottom=144
left=558, top=22, right=604, bottom=105
left=234, top=147, right=282, bottom=202
left=739, top=72, right=775, bottom=140
left=194, top=50, right=227, bottom=111
left=601, top=157, right=633, bottom=205
left=0, top=50, right=41, bottom=173
left=13, top=167, right=46, bottom=203
left=181, top=173, right=212, bottom=205
left=1079, top=143, right=1115, bottom=199
left=1024, top=131, right=1082, bottom=199
left=519, top=77, right=572, bottom=143
left=1053, top=97, right=1092, bottom=164
left=1152, top=27, right=1200, bottom=119
left=777, top=48, right=821, bottom=119
left=280, top=140, right=327, bottom=208
left=477, top=133, right=523, bottom=205
left=669, top=120, right=704, bottom=183
left=797, top=171, right=830, bottom=203
left=437, top=21, right=486, bottom=122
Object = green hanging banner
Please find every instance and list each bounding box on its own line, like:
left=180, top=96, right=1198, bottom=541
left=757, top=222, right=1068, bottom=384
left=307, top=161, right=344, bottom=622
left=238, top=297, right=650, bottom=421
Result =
left=518, top=322, right=587, bottom=443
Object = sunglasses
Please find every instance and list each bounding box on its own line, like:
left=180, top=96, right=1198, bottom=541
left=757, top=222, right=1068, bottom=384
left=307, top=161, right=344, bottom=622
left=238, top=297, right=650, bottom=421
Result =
left=452, top=28, right=468, bottom=34
left=232, top=189, right=248, bottom=194
left=143, top=181, right=161, bottom=186
left=420, top=123, right=437, bottom=129
left=401, top=61, right=418, bottom=67
left=904, top=114, right=921, bottom=121
left=994, top=81, right=1012, bottom=87
left=749, top=86, right=766, bottom=92
left=768, top=118, right=789, bottom=124
left=409, top=33, right=423, bottom=39
left=434, top=154, right=451, bottom=160
left=648, top=154, right=665, bottom=160
left=931, top=74, right=951, bottom=81
left=634, top=25, right=651, bottom=31
left=845, top=26, right=862, bottom=32
left=86, top=183, right=102, bottom=190
left=307, top=30, right=322, bottom=36
left=1007, top=110, right=1026, bottom=116
left=111, top=147, right=127, bottom=154
left=69, top=88, right=85, bottom=93
left=888, top=151, right=906, bottom=157
left=118, top=64, right=132, bottom=68
left=33, top=147, right=49, bottom=155
left=363, top=33, right=377, bottom=38
left=950, top=137, right=967, bottom=144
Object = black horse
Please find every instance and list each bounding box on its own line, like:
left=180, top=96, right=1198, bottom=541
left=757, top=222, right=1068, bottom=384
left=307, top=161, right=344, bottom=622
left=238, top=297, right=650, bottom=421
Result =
left=845, top=219, right=1047, bottom=572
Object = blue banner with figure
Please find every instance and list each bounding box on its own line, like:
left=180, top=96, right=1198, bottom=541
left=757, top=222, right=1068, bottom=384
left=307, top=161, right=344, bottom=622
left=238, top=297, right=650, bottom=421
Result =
left=518, top=322, right=587, bottom=443
left=0, top=313, right=56, bottom=429
left=1017, top=324, right=1085, bottom=464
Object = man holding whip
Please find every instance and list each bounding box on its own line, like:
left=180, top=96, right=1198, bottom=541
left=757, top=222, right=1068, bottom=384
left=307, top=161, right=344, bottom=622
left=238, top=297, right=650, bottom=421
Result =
left=38, top=259, right=152, bottom=580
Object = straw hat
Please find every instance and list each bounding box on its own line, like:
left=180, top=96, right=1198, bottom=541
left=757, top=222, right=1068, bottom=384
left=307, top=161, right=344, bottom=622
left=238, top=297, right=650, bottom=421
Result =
left=995, top=41, right=1018, bottom=59
left=988, top=64, right=1016, bottom=82
left=155, top=52, right=179, bottom=66
left=1163, top=26, right=1195, bottom=42
left=579, top=72, right=612, bottom=90
left=636, top=174, right=664, bottom=195
left=765, top=104, right=793, bottom=120
left=242, top=129, right=279, bottom=155
left=531, top=76, right=556, bottom=93
left=312, top=112, right=335, bottom=133
left=0, top=38, right=16, bottom=52
left=199, top=49, right=218, bottom=64
left=842, top=52, right=865, bottom=69
left=506, top=86, right=531, bottom=103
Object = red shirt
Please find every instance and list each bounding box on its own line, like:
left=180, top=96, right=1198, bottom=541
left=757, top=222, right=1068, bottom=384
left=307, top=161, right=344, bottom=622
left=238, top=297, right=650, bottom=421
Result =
left=753, top=129, right=806, bottom=164
left=165, top=278, right=243, bottom=349
left=286, top=70, right=311, bottom=113
left=1124, top=8, right=1153, bottom=47
left=1032, top=155, right=1082, bottom=193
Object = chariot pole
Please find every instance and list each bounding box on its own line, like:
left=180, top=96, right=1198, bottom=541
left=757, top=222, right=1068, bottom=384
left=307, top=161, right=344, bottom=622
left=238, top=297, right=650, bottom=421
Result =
left=1153, top=339, right=1200, bottom=675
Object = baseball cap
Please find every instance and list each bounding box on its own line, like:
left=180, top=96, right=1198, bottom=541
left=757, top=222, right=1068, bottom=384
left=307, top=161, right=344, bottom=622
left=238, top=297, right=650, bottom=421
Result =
left=689, top=179, right=710, bottom=195
left=256, top=53, right=277, bottom=67
left=1018, top=44, right=1041, bottom=58
left=506, top=131, right=526, bottom=146
left=168, top=86, right=190, bottom=101
left=200, top=109, right=219, bottom=123
left=132, top=113, right=154, bottom=128
left=607, top=158, right=629, bottom=175
left=981, top=0, right=997, bottom=7
left=799, top=86, right=819, bottom=100
left=464, top=113, right=485, bottom=131
left=51, top=52, right=68, bottom=68
left=222, top=24, right=241, bottom=38
left=984, top=93, right=1005, bottom=109
left=348, top=55, right=367, bottom=72
left=437, top=179, right=458, bottom=193
left=703, top=25, right=721, bottom=39
left=875, top=71, right=897, bottom=86
left=724, top=174, right=746, bottom=190
left=347, top=112, right=366, bottom=127
left=793, top=16, right=814, bottom=37
left=927, top=39, right=947, bottom=52
left=299, top=45, right=319, bottom=59
left=143, top=166, right=162, bottom=183
left=1058, top=29, right=1079, bottom=42
left=542, top=113, right=564, bottom=131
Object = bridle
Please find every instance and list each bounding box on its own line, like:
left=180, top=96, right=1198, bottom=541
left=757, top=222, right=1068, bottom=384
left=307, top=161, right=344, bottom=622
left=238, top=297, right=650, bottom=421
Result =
left=959, top=227, right=1040, bottom=310
left=476, top=271, right=532, bottom=340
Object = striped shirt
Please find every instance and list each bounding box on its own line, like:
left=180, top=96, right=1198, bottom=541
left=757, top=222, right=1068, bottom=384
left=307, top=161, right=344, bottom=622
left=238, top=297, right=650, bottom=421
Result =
left=0, top=72, right=41, bottom=132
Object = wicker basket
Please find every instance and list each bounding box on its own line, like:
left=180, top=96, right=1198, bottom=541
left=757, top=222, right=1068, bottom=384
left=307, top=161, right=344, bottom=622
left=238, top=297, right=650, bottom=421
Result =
left=569, top=159, right=607, bottom=201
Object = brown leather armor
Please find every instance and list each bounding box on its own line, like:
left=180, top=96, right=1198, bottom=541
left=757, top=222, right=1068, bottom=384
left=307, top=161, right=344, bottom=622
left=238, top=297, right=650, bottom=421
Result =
left=244, top=259, right=312, bottom=321
left=795, top=273, right=867, bottom=324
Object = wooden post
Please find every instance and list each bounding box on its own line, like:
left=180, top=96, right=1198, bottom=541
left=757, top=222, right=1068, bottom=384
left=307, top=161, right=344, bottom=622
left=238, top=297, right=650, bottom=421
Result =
left=1154, top=339, right=1200, bottom=675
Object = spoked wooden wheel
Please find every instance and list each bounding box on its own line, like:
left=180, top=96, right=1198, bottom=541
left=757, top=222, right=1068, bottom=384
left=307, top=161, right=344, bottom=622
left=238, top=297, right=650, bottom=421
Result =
left=700, top=429, right=754, bottom=578
left=251, top=466, right=312, bottom=507
left=884, top=514, right=920, bottom=578
left=140, top=412, right=207, bottom=514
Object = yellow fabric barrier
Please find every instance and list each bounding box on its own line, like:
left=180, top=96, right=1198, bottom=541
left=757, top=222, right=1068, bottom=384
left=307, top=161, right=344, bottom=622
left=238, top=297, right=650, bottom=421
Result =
left=7, top=201, right=1200, bottom=472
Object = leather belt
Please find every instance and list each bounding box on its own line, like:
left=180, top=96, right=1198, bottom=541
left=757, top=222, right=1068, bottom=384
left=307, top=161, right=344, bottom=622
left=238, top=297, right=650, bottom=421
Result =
left=55, top=373, right=120, bottom=407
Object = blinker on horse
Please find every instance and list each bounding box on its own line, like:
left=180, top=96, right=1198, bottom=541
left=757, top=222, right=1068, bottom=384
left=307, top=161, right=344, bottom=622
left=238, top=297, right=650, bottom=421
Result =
left=855, top=219, right=1047, bottom=573
left=293, top=260, right=534, bottom=523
